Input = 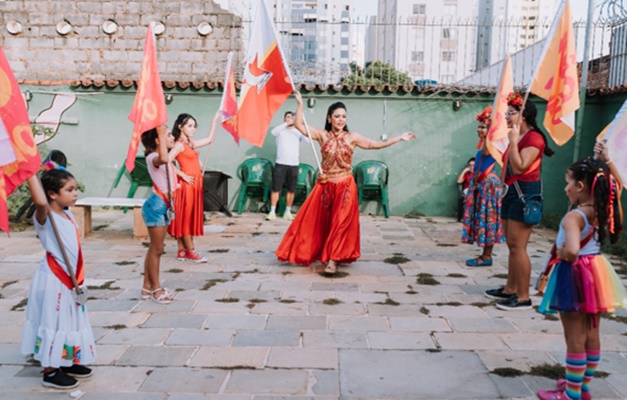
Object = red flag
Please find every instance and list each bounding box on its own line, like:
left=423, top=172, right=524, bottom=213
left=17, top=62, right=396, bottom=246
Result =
left=126, top=24, right=167, bottom=172
left=0, top=47, right=41, bottom=234
left=236, top=1, right=293, bottom=147
left=486, top=54, right=513, bottom=166
left=220, top=52, right=239, bottom=144
left=529, top=0, right=579, bottom=146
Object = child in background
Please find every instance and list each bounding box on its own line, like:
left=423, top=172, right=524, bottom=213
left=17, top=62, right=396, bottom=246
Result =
left=141, top=125, right=177, bottom=304
left=21, top=167, right=96, bottom=389
left=537, top=157, right=626, bottom=400
left=456, top=157, right=475, bottom=222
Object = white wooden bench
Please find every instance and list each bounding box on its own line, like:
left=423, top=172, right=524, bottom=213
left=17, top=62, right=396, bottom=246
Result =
left=70, top=197, right=147, bottom=239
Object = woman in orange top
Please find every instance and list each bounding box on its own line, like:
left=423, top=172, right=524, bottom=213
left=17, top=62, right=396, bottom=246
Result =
left=168, top=112, right=220, bottom=263
left=276, top=91, right=416, bottom=274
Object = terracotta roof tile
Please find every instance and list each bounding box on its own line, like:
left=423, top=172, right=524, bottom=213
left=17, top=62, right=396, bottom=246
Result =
left=21, top=79, right=627, bottom=96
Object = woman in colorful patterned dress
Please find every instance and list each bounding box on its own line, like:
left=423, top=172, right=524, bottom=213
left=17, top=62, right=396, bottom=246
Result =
left=168, top=113, right=220, bottom=263
left=462, top=106, right=505, bottom=266
left=276, top=91, right=416, bottom=274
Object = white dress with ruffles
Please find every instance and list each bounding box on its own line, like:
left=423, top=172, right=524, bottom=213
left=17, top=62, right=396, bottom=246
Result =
left=20, top=210, right=97, bottom=368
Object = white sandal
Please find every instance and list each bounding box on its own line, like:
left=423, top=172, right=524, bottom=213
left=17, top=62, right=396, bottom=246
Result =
left=150, top=287, right=172, bottom=304
left=141, top=288, right=152, bottom=300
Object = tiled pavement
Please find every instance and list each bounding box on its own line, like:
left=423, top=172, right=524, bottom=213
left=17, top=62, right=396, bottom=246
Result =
left=0, top=210, right=625, bottom=399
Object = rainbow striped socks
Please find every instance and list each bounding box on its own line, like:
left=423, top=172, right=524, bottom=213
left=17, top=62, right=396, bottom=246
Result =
left=564, top=352, right=586, bottom=399
left=582, top=349, right=601, bottom=395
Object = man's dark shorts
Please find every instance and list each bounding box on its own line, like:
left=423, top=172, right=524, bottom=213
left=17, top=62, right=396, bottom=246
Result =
left=272, top=163, right=299, bottom=192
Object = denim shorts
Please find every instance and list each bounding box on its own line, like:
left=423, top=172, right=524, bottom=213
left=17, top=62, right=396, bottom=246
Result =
left=142, top=193, right=170, bottom=227
left=501, top=180, right=542, bottom=224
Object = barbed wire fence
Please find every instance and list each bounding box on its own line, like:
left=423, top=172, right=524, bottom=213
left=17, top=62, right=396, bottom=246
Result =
left=228, top=12, right=627, bottom=93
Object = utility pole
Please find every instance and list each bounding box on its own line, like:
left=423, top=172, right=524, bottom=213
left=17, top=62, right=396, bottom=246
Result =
left=572, top=0, right=596, bottom=162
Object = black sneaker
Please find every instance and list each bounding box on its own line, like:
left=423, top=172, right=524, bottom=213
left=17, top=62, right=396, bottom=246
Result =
left=496, top=295, right=532, bottom=311
left=485, top=287, right=516, bottom=300
left=42, top=369, right=79, bottom=389
left=61, top=364, right=93, bottom=378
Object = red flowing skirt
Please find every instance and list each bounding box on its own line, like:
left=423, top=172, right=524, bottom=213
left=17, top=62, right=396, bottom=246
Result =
left=276, top=175, right=360, bottom=266
left=168, top=172, right=204, bottom=237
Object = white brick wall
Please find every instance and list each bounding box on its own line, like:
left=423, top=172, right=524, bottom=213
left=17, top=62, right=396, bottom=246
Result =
left=0, top=0, right=243, bottom=83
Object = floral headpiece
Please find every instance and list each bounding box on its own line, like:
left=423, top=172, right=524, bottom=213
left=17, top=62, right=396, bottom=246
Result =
left=507, top=92, right=524, bottom=108
left=41, top=161, right=66, bottom=172
left=476, top=106, right=492, bottom=123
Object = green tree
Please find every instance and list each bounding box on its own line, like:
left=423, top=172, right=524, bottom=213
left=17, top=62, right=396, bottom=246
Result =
left=341, top=61, right=413, bottom=89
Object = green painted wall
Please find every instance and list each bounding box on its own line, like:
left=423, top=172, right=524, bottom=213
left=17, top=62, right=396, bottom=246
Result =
left=22, top=85, right=627, bottom=220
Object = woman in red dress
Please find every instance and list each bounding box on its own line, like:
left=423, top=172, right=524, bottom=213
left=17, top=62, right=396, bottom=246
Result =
left=168, top=112, right=220, bottom=263
left=276, top=92, right=416, bottom=274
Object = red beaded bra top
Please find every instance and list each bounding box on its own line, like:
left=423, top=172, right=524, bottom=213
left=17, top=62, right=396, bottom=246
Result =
left=321, top=131, right=353, bottom=179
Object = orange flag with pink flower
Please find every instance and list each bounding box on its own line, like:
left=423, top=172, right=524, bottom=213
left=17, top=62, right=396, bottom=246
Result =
left=529, top=0, right=579, bottom=146
left=220, top=52, right=239, bottom=144
left=486, top=54, right=513, bottom=166
left=0, top=47, right=41, bottom=234
left=126, top=24, right=167, bottom=172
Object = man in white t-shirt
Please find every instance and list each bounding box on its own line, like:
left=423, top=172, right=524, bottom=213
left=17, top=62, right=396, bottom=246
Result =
left=266, top=111, right=308, bottom=221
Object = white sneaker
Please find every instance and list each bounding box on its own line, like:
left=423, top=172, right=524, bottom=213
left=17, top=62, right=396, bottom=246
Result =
left=266, top=211, right=276, bottom=221
left=283, top=210, right=294, bottom=221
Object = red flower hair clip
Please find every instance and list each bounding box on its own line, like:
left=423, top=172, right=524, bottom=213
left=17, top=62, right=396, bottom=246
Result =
left=507, top=92, right=523, bottom=108
left=476, top=106, right=492, bottom=123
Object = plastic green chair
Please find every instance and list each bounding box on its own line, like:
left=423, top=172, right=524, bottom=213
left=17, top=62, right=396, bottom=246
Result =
left=354, top=160, right=390, bottom=218
left=277, top=163, right=315, bottom=215
left=109, top=155, right=153, bottom=211
left=237, top=158, right=273, bottom=214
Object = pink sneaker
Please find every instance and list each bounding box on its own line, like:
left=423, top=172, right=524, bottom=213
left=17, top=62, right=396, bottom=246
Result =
left=555, top=379, right=591, bottom=400
left=185, top=249, right=208, bottom=263
left=537, top=389, right=569, bottom=400
left=176, top=249, right=187, bottom=261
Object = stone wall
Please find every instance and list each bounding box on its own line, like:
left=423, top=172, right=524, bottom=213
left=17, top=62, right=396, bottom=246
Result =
left=0, top=0, right=243, bottom=82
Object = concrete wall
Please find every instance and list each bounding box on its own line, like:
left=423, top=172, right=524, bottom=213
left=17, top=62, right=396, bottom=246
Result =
left=21, top=84, right=627, bottom=219
left=0, top=0, right=242, bottom=82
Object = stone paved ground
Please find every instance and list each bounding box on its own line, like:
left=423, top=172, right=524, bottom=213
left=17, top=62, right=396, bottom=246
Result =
left=0, top=210, right=625, bottom=400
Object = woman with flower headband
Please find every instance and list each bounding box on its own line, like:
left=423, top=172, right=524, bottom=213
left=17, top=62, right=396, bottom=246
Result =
left=485, top=93, right=554, bottom=311
left=461, top=106, right=505, bottom=266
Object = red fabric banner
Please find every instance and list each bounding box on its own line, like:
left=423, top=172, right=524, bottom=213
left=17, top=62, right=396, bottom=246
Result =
left=0, top=47, right=41, bottom=234
left=126, top=25, right=167, bottom=172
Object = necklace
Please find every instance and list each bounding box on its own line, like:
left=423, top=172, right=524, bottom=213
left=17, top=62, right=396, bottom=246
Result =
left=578, top=203, right=593, bottom=207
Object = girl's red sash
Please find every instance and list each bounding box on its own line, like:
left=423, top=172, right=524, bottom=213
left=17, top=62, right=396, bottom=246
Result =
left=46, top=213, right=84, bottom=290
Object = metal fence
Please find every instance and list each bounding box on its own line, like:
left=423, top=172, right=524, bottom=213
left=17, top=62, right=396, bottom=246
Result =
left=231, top=17, right=627, bottom=90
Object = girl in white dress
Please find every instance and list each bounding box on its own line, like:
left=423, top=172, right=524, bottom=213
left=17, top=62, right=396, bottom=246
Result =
left=20, top=167, right=96, bottom=389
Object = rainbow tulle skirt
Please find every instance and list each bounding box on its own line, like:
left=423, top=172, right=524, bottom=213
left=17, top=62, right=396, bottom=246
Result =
left=538, top=254, right=627, bottom=314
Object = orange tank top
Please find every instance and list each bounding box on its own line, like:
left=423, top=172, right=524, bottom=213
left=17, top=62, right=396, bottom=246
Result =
left=321, top=131, right=353, bottom=178
left=176, top=142, right=202, bottom=176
